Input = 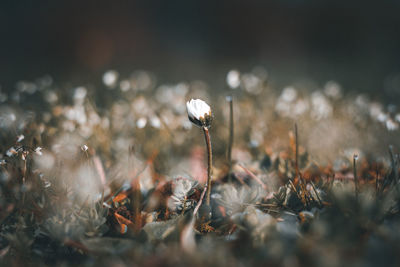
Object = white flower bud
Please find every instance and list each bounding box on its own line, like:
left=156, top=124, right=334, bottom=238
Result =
left=81, top=144, right=89, bottom=152
left=34, top=147, right=43, bottom=156
left=186, top=99, right=213, bottom=127
left=17, top=134, right=25, bottom=143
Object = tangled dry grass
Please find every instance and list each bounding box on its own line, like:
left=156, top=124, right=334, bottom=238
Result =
left=0, top=69, right=399, bottom=266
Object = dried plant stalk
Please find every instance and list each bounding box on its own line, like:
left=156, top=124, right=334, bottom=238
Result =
left=203, top=127, right=213, bottom=206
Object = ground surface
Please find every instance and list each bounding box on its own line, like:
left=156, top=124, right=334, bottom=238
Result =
left=0, top=69, right=400, bottom=266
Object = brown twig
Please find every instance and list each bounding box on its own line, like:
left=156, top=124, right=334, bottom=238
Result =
left=238, top=164, right=267, bottom=190
left=93, top=156, right=107, bottom=188
left=227, top=96, right=234, bottom=183
left=193, top=183, right=208, bottom=217
left=310, top=181, right=323, bottom=207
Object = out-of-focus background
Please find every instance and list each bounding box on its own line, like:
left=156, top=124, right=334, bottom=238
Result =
left=1, top=0, right=400, bottom=100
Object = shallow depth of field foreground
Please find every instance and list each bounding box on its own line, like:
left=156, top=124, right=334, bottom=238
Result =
left=0, top=68, right=400, bottom=267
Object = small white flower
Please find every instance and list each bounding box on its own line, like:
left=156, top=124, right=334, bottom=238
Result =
left=6, top=147, right=17, bottom=157
left=81, top=144, right=89, bottom=152
left=136, top=117, right=147, bottom=129
left=150, top=116, right=161, bottom=129
left=9, top=113, right=16, bottom=122
left=186, top=99, right=213, bottom=127
left=17, top=134, right=25, bottom=142
left=386, top=119, right=399, bottom=131
left=34, top=147, right=43, bottom=156
left=103, top=70, right=119, bottom=88
left=377, top=112, right=387, bottom=122
left=73, top=86, right=87, bottom=105
left=226, top=70, right=241, bottom=89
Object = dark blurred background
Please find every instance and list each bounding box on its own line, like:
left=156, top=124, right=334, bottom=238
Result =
left=1, top=0, right=400, bottom=98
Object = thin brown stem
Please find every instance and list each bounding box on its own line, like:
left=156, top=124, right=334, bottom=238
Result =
left=193, top=183, right=208, bottom=217
left=131, top=178, right=142, bottom=232
left=294, top=123, right=299, bottom=182
left=22, top=152, right=27, bottom=205
left=239, top=164, right=267, bottom=190
left=353, top=155, right=358, bottom=201
left=310, top=181, right=323, bottom=207
left=203, top=127, right=213, bottom=206
left=227, top=96, right=234, bottom=183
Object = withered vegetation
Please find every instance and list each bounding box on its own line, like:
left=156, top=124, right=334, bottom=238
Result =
left=0, top=71, right=400, bottom=266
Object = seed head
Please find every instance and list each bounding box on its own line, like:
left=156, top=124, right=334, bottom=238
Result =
left=186, top=99, right=213, bottom=127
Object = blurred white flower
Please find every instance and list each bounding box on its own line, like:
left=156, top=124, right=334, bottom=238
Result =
left=6, top=147, right=17, bottom=157
left=119, top=80, right=131, bottom=92
left=81, top=144, right=89, bottom=152
left=44, top=90, right=58, bottom=104
left=377, top=113, right=387, bottom=123
left=275, top=87, right=308, bottom=118
left=226, top=70, right=241, bottom=89
left=369, top=102, right=383, bottom=119
left=280, top=87, right=297, bottom=102
left=386, top=119, right=399, bottom=131
left=186, top=99, right=212, bottom=127
left=311, top=91, right=332, bottom=120
left=131, top=96, right=151, bottom=115
left=136, top=117, right=147, bottom=129
left=242, top=73, right=262, bottom=94
left=150, top=116, right=161, bottom=129
left=73, top=87, right=87, bottom=105
left=17, top=134, right=24, bottom=142
left=155, top=84, right=188, bottom=114
left=16, top=81, right=37, bottom=94
left=9, top=113, right=16, bottom=122
left=103, top=70, right=119, bottom=88
left=34, top=147, right=43, bottom=156
left=355, top=94, right=369, bottom=109
left=324, top=81, right=342, bottom=100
